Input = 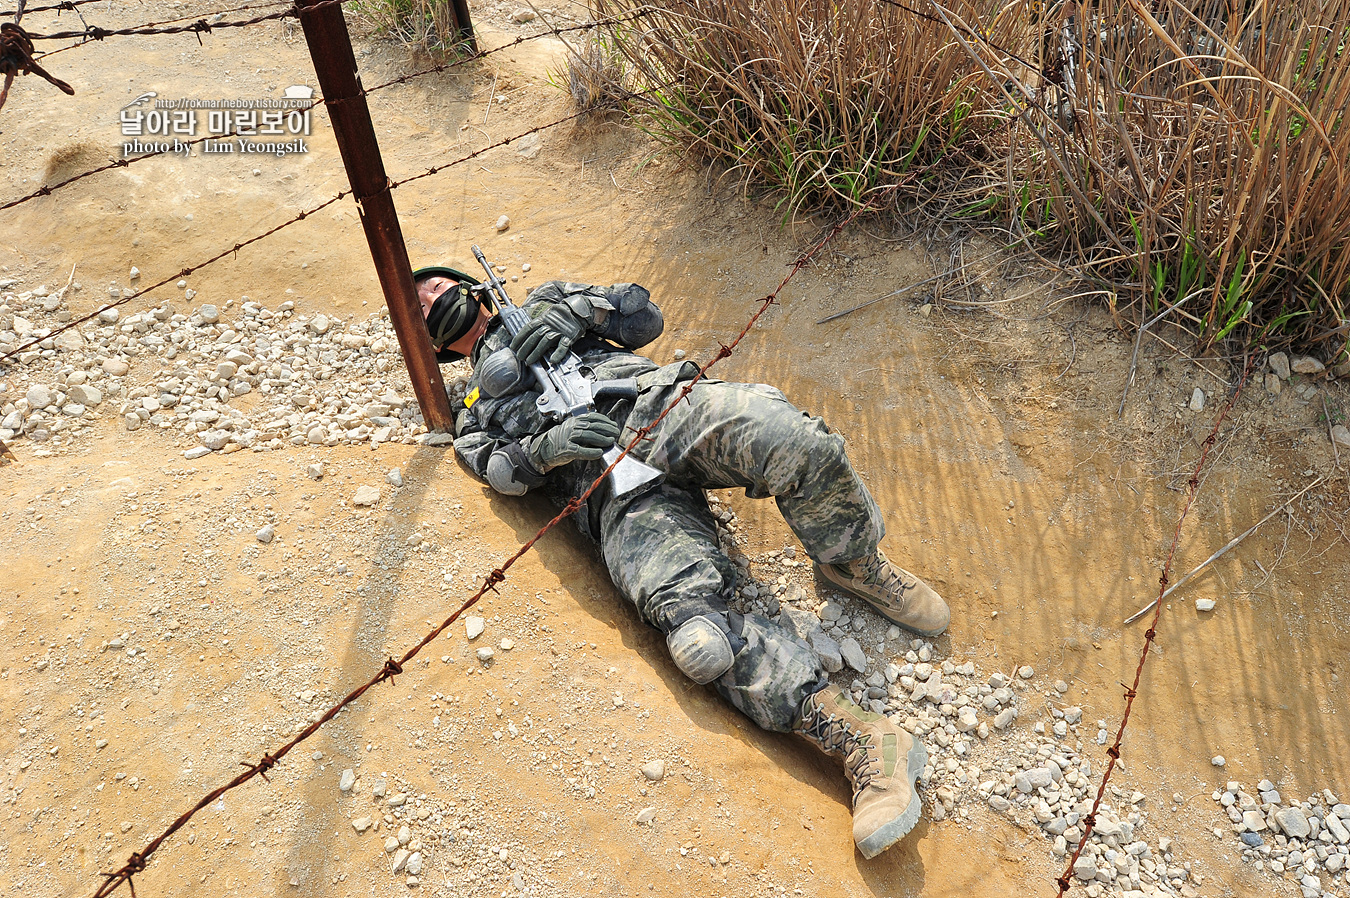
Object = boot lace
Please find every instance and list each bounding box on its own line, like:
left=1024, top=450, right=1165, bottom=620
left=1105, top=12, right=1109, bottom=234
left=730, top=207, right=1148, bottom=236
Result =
left=857, top=552, right=915, bottom=605
left=801, top=701, right=880, bottom=802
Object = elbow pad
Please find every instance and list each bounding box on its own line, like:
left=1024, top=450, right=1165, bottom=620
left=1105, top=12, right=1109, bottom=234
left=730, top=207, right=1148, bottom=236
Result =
left=485, top=442, right=546, bottom=496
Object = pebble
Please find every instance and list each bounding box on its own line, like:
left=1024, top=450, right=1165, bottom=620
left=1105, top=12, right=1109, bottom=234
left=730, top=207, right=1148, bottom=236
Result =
left=1195, top=598, right=1216, bottom=612
left=184, top=446, right=211, bottom=460
left=339, top=768, right=356, bottom=792
left=809, top=631, right=843, bottom=673
left=256, top=524, right=276, bottom=544
left=391, top=848, right=410, bottom=873
left=306, top=462, right=325, bottom=480
left=1274, top=806, right=1312, bottom=838
left=635, top=807, right=656, bottom=825
left=476, top=647, right=494, bottom=662
left=1018, top=665, right=1034, bottom=679
left=1291, top=355, right=1325, bottom=375
left=510, top=8, right=535, bottom=22
left=499, top=638, right=514, bottom=651
left=839, top=637, right=867, bottom=672
left=386, top=468, right=404, bottom=487
left=993, top=707, right=1017, bottom=730
left=495, top=215, right=510, bottom=232
left=1212, top=755, right=1226, bottom=767
left=1269, top=352, right=1291, bottom=380
left=1331, top=424, right=1350, bottom=450
left=352, top=485, right=381, bottom=506
left=352, top=816, right=372, bottom=833
left=1189, top=387, right=1205, bottom=411
left=405, top=852, right=423, bottom=876
left=466, top=617, right=485, bottom=640
left=641, top=760, right=665, bottom=781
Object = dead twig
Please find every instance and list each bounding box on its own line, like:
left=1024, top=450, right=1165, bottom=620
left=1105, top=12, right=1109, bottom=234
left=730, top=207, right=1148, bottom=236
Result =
left=1123, top=477, right=1326, bottom=624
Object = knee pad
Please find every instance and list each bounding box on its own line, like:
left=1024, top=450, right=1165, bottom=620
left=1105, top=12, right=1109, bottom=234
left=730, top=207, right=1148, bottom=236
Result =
left=666, top=615, right=738, bottom=685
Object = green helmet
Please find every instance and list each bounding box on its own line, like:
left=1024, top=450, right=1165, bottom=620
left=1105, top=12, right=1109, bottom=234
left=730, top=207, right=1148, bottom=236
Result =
left=413, top=265, right=484, bottom=357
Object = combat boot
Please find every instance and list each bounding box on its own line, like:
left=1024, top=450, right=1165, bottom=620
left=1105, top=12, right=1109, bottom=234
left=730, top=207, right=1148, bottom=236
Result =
left=795, top=685, right=927, bottom=858
left=817, top=548, right=949, bottom=636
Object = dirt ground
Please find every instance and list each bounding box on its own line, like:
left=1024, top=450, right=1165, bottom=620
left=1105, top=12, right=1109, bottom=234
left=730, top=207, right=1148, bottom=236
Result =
left=2, top=3, right=1349, bottom=897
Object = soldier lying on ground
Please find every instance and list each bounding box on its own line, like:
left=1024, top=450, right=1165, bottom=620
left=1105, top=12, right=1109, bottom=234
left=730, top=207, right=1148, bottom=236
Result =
left=413, top=263, right=951, bottom=858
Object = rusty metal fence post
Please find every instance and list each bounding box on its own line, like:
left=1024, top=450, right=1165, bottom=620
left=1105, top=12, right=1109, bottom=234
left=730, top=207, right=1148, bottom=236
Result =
left=296, top=0, right=456, bottom=433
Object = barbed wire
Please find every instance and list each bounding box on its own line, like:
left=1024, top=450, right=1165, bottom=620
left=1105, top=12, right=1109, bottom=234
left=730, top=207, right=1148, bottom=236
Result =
left=1053, top=350, right=1259, bottom=896
left=0, top=85, right=660, bottom=365
left=1, top=0, right=104, bottom=20
left=875, top=0, right=1047, bottom=78
left=82, top=149, right=885, bottom=898
left=2, top=12, right=649, bottom=211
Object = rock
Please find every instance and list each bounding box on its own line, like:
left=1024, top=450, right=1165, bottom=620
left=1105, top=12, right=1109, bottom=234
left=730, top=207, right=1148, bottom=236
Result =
left=466, top=617, right=485, bottom=640
left=391, top=848, right=411, bottom=874
left=1242, top=810, right=1267, bottom=831
left=68, top=384, right=102, bottom=406
left=476, top=647, right=494, bottom=662
left=339, top=769, right=355, bottom=792
left=839, top=637, right=867, bottom=672
left=499, top=638, right=514, bottom=651
left=1269, top=351, right=1291, bottom=380
left=956, top=707, right=979, bottom=732
left=405, top=853, right=423, bottom=876
left=779, top=605, right=821, bottom=642
left=386, top=468, right=404, bottom=487
left=1240, top=832, right=1264, bottom=847
left=309, top=314, right=331, bottom=335
left=200, top=429, right=230, bottom=451
left=1062, top=706, right=1082, bottom=725
left=256, top=524, right=276, bottom=544
left=352, top=816, right=372, bottom=833
left=1073, top=856, right=1097, bottom=881
left=306, top=462, right=324, bottom=480
left=510, top=8, right=536, bottom=22
left=1324, top=813, right=1349, bottom=843
left=495, top=215, right=510, bottom=232
left=25, top=385, right=54, bottom=409
left=55, top=329, right=85, bottom=350
left=819, top=601, right=845, bottom=623
left=102, top=358, right=131, bottom=376
left=1326, top=853, right=1346, bottom=872
left=1274, top=806, right=1312, bottom=838
left=641, top=760, right=665, bottom=781
left=635, top=807, right=656, bottom=825
left=383, top=836, right=399, bottom=853
left=184, top=446, right=211, bottom=460
left=1018, top=665, right=1034, bottom=679
left=989, top=794, right=1011, bottom=812
left=993, top=707, right=1017, bottom=730
left=1291, top=355, right=1325, bottom=375
left=215, top=361, right=238, bottom=381
left=352, top=485, right=380, bottom=506
left=809, top=631, right=843, bottom=673
left=199, top=304, right=220, bottom=324
left=1331, top=424, right=1350, bottom=450
left=1189, top=387, right=1205, bottom=411
left=1264, top=373, right=1282, bottom=394
left=1195, top=598, right=1216, bottom=612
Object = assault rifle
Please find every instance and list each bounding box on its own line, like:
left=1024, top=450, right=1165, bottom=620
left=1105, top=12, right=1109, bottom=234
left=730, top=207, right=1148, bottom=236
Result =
left=469, top=244, right=664, bottom=499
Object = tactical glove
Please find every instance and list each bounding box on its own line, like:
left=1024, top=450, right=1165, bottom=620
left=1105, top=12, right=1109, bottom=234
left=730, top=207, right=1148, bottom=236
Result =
left=526, top=411, right=620, bottom=471
left=511, top=303, right=587, bottom=366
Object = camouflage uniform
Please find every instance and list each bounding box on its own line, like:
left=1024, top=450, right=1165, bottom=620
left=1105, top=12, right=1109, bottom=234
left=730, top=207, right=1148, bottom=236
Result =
left=453, top=282, right=886, bottom=732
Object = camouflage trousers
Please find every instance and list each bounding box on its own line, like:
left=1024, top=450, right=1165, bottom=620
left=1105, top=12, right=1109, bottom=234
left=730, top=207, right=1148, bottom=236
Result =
left=596, top=380, right=886, bottom=732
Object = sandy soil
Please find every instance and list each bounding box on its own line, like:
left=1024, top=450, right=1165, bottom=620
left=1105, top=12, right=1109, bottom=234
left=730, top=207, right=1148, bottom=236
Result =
left=2, top=3, right=1349, bottom=898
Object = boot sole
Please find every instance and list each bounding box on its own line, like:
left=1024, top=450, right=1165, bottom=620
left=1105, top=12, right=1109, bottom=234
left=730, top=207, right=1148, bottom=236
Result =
left=856, top=735, right=928, bottom=859
left=815, top=565, right=949, bottom=637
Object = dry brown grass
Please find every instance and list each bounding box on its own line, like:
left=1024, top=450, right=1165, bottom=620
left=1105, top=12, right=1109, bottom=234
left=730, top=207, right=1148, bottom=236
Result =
left=596, top=0, right=1350, bottom=361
